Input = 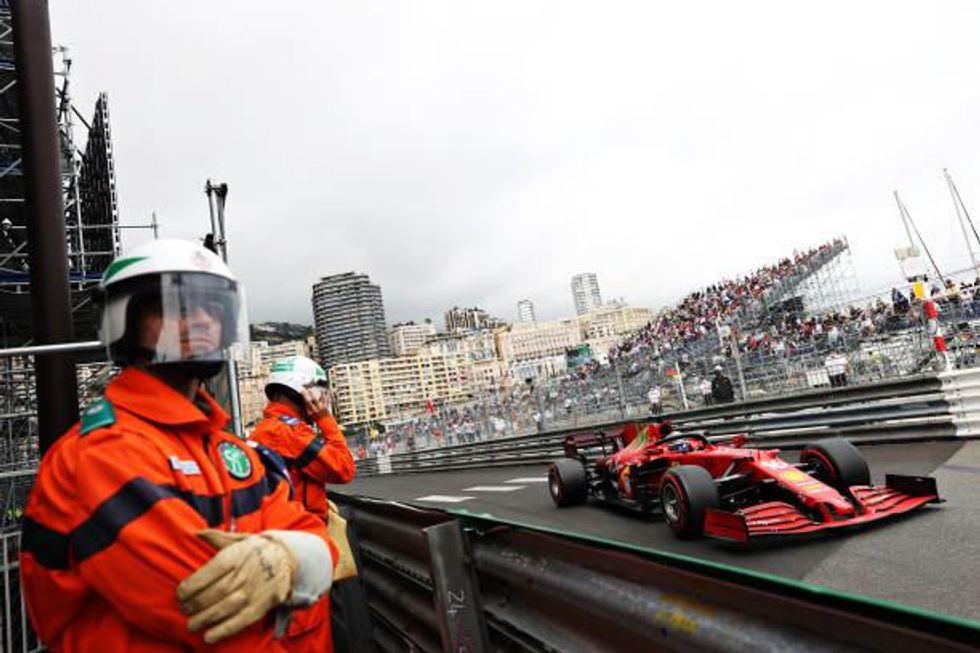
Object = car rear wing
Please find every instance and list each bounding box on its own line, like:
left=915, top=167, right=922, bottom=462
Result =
left=563, top=429, right=623, bottom=458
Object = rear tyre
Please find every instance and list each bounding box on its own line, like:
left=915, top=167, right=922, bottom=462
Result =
left=549, top=459, right=589, bottom=507
left=801, top=438, right=871, bottom=489
left=659, top=466, right=719, bottom=539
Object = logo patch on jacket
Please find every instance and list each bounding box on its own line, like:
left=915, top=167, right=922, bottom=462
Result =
left=279, top=415, right=301, bottom=427
left=217, top=441, right=252, bottom=479
left=79, top=398, right=116, bottom=435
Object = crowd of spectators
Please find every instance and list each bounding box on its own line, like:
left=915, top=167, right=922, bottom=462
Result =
left=360, top=239, right=980, bottom=456
left=608, top=239, right=848, bottom=365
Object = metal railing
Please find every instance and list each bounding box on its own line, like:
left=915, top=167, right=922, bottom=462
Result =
left=330, top=494, right=980, bottom=653
left=355, top=373, right=955, bottom=476
left=1, top=529, right=41, bottom=653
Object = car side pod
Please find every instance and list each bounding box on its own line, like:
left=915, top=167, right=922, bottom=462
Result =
left=703, top=475, right=941, bottom=545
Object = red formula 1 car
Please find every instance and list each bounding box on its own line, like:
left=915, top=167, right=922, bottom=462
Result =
left=547, top=421, right=941, bottom=543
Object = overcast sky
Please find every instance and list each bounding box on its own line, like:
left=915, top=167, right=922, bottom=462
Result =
left=50, top=1, right=980, bottom=326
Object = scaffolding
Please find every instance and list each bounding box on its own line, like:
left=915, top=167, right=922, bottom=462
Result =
left=0, top=2, right=128, bottom=526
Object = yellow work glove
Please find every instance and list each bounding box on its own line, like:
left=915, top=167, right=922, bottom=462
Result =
left=177, top=530, right=298, bottom=644
left=327, top=500, right=358, bottom=582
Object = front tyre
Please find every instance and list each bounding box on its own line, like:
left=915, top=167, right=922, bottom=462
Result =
left=659, top=466, right=720, bottom=539
left=801, top=438, right=870, bottom=490
left=549, top=459, right=589, bottom=507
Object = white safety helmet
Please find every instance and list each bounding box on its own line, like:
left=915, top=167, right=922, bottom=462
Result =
left=264, top=356, right=327, bottom=401
left=94, top=238, right=249, bottom=369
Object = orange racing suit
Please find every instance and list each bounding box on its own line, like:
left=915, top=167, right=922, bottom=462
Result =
left=20, top=367, right=336, bottom=652
left=249, top=401, right=355, bottom=653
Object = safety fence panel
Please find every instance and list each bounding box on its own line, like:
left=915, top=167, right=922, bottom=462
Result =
left=355, top=373, right=957, bottom=476
left=0, top=529, right=41, bottom=653
left=329, top=494, right=980, bottom=653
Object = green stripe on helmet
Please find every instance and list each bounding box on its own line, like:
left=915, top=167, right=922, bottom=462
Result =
left=102, top=256, right=150, bottom=283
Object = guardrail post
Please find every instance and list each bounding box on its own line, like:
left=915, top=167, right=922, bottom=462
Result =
left=329, top=504, right=375, bottom=653
left=423, top=521, right=490, bottom=652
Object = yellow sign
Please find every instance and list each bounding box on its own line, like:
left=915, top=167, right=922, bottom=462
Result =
left=912, top=281, right=925, bottom=300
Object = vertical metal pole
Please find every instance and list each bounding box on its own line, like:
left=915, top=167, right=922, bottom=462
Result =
left=675, top=366, right=689, bottom=410
left=205, top=180, right=242, bottom=436
left=613, top=358, right=627, bottom=419
left=12, top=0, right=79, bottom=454
left=893, top=190, right=916, bottom=251
left=730, top=328, right=747, bottom=400
left=945, top=169, right=980, bottom=282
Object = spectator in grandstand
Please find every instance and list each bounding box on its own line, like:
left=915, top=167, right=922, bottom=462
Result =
left=945, top=278, right=963, bottom=306
left=698, top=377, right=713, bottom=406
left=20, top=240, right=336, bottom=651
left=711, top=365, right=736, bottom=403
left=647, top=384, right=663, bottom=415
left=249, top=355, right=356, bottom=653
left=825, top=350, right=849, bottom=387
left=892, top=288, right=910, bottom=314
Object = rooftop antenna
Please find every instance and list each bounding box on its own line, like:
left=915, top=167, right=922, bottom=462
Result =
left=894, top=191, right=945, bottom=286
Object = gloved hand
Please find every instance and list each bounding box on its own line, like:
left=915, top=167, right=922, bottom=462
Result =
left=301, top=386, right=332, bottom=421
left=327, top=500, right=357, bottom=582
left=177, top=530, right=298, bottom=644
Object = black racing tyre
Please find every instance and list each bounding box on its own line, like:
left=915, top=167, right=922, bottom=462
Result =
left=801, top=438, right=871, bottom=489
left=659, top=466, right=720, bottom=539
left=549, top=459, right=589, bottom=507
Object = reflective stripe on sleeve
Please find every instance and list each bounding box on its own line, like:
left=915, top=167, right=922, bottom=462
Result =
left=294, top=436, right=325, bottom=470
left=21, top=516, right=71, bottom=570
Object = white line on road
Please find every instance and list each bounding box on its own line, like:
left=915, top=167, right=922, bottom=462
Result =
left=414, top=495, right=475, bottom=503
left=463, top=485, right=526, bottom=492
left=505, top=477, right=548, bottom=483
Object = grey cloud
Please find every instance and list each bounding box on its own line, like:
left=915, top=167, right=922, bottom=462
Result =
left=49, top=0, right=980, bottom=327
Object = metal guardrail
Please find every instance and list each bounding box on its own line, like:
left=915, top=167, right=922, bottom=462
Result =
left=355, top=373, right=956, bottom=476
left=1, top=530, right=41, bottom=653
left=330, top=494, right=980, bottom=653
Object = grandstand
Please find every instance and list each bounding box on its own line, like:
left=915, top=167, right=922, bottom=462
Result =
left=368, top=237, right=950, bottom=455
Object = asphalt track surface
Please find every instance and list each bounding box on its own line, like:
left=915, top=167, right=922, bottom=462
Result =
left=340, top=440, right=980, bottom=624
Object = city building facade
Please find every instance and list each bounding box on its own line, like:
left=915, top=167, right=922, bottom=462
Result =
left=577, top=304, right=653, bottom=365
left=388, top=322, right=437, bottom=357
left=517, top=299, right=536, bottom=323
left=496, top=319, right=582, bottom=384
left=329, top=351, right=476, bottom=426
left=443, top=306, right=505, bottom=334
left=571, top=272, right=603, bottom=316
left=312, top=272, right=392, bottom=369
left=425, top=329, right=502, bottom=390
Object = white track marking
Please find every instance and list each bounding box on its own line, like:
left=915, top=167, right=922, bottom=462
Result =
left=463, top=485, right=525, bottom=492
left=505, top=477, right=548, bottom=483
left=414, top=495, right=474, bottom=503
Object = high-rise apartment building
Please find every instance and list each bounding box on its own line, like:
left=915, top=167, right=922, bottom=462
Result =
left=312, top=272, right=392, bottom=370
left=571, top=273, right=603, bottom=316
left=517, top=299, right=536, bottom=323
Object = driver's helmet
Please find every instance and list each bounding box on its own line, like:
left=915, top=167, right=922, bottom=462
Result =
left=668, top=440, right=691, bottom=453
left=659, top=420, right=674, bottom=437
left=265, top=356, right=328, bottom=404
left=94, top=238, right=248, bottom=367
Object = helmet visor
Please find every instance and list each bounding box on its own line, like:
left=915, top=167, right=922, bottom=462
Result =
left=101, top=272, right=249, bottom=365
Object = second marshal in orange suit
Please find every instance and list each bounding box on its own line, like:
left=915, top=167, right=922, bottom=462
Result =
left=250, top=355, right=355, bottom=652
